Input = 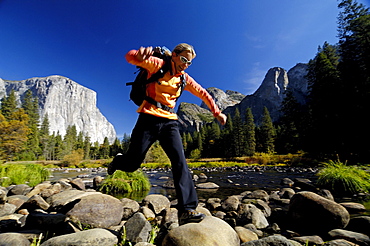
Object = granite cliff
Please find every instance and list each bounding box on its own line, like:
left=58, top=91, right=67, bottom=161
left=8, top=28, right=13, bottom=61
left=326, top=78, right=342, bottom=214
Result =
left=0, top=75, right=116, bottom=143
left=177, top=63, right=309, bottom=131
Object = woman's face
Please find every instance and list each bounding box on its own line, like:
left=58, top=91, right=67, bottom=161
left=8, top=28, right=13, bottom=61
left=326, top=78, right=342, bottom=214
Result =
left=172, top=51, right=193, bottom=74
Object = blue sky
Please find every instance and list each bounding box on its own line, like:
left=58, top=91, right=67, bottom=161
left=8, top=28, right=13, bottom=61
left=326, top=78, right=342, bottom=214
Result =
left=1, top=0, right=368, bottom=139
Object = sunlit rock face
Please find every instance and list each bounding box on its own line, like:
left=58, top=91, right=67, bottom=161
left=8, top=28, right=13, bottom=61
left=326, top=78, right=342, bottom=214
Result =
left=1, top=75, right=116, bottom=143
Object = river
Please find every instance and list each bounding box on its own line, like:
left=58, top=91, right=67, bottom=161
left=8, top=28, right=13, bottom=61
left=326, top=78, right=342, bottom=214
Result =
left=48, top=166, right=370, bottom=215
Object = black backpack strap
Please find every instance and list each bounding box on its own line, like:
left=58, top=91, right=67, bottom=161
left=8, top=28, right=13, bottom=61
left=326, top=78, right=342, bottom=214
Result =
left=144, top=96, right=175, bottom=113
left=176, top=74, right=187, bottom=101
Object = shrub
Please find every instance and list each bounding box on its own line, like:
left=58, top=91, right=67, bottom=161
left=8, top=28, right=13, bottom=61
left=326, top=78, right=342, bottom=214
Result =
left=317, top=160, right=370, bottom=196
left=189, top=148, right=201, bottom=160
left=98, top=170, right=151, bottom=195
left=0, top=163, right=50, bottom=187
left=62, top=149, right=84, bottom=167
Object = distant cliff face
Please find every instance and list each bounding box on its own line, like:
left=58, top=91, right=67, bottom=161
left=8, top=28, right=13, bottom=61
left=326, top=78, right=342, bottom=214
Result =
left=177, top=88, right=245, bottom=132
left=230, top=63, right=309, bottom=124
left=0, top=76, right=116, bottom=143
left=177, top=63, right=309, bottom=130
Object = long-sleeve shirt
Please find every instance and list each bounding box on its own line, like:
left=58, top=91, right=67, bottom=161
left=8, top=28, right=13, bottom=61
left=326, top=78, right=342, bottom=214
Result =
left=125, top=49, right=221, bottom=120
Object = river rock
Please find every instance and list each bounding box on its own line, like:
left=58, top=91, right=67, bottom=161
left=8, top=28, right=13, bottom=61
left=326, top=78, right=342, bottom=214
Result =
left=135, top=243, right=155, bottom=246
left=66, top=193, right=123, bottom=228
left=291, top=235, right=324, bottom=245
left=6, top=195, right=29, bottom=210
left=162, top=216, right=240, bottom=246
left=281, top=178, right=294, bottom=187
left=235, top=226, right=259, bottom=243
left=40, top=183, right=62, bottom=199
left=345, top=216, right=370, bottom=236
left=8, top=184, right=31, bottom=196
left=93, top=176, right=104, bottom=189
left=20, top=195, right=49, bottom=211
left=196, top=182, right=219, bottom=189
left=142, top=194, right=170, bottom=215
left=0, top=232, right=30, bottom=246
left=69, top=178, right=85, bottom=190
left=121, top=198, right=140, bottom=220
left=293, top=178, right=317, bottom=192
left=125, top=212, right=152, bottom=243
left=0, top=203, right=17, bottom=217
left=25, top=211, right=66, bottom=230
left=328, top=229, right=370, bottom=246
left=40, top=228, right=118, bottom=246
left=26, top=182, right=52, bottom=198
left=243, top=199, right=271, bottom=217
left=206, top=197, right=222, bottom=210
left=0, top=189, right=7, bottom=204
left=141, top=206, right=156, bottom=220
left=288, top=191, right=350, bottom=234
left=222, top=195, right=240, bottom=211
left=241, top=235, right=294, bottom=246
left=324, top=239, right=359, bottom=246
left=244, top=190, right=269, bottom=202
left=318, top=189, right=335, bottom=201
left=339, top=202, right=366, bottom=214
left=46, top=189, right=100, bottom=212
left=278, top=188, right=295, bottom=199
left=56, top=180, right=73, bottom=191
left=237, top=203, right=269, bottom=229
left=0, top=214, right=25, bottom=232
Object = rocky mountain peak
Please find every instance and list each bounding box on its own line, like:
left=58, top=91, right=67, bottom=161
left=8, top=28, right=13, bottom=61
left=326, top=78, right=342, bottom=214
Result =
left=254, top=67, right=289, bottom=104
left=200, top=87, right=245, bottom=111
left=178, top=63, right=309, bottom=131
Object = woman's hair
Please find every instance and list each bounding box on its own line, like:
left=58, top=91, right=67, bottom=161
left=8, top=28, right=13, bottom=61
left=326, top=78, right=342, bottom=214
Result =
left=172, top=43, right=196, bottom=58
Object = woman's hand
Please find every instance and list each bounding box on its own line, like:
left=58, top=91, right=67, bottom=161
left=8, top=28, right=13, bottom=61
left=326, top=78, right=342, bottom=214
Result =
left=136, top=46, right=154, bottom=62
left=216, top=113, right=227, bottom=125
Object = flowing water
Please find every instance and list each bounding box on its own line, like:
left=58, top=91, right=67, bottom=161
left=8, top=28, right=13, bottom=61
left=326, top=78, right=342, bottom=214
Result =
left=49, top=166, right=370, bottom=215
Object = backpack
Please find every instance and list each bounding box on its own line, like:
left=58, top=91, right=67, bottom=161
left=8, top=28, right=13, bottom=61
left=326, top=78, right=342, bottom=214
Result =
left=126, top=46, right=186, bottom=113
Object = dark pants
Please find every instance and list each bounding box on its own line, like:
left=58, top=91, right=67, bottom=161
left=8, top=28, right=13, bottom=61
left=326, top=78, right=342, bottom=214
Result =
left=112, top=113, right=198, bottom=212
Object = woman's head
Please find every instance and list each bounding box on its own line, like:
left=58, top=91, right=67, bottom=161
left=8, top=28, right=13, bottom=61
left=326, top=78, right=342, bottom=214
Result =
left=172, top=43, right=196, bottom=73
left=172, top=43, right=196, bottom=58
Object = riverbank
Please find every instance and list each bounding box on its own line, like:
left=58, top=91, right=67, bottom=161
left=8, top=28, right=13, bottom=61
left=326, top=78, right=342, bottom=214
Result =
left=1, top=166, right=370, bottom=245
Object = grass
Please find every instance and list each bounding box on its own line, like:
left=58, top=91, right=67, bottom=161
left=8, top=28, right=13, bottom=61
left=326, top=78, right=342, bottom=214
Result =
left=317, top=160, right=370, bottom=196
left=0, top=163, right=50, bottom=187
left=98, top=170, right=151, bottom=195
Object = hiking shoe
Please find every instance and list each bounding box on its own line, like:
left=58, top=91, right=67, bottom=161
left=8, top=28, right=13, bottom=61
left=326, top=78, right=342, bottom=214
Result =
left=107, top=153, right=123, bottom=175
left=178, top=209, right=205, bottom=225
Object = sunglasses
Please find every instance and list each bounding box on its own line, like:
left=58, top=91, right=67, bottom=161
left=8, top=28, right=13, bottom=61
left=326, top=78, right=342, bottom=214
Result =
left=179, top=55, right=192, bottom=65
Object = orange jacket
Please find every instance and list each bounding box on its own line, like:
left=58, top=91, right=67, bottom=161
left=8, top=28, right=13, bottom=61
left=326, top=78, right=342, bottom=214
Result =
left=125, top=49, right=221, bottom=120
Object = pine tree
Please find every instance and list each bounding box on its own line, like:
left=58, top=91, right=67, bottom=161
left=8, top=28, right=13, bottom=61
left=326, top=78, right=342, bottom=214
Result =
left=258, top=107, right=276, bottom=153
left=54, top=131, right=63, bottom=160
left=64, top=125, right=77, bottom=152
left=306, top=43, right=342, bottom=157
left=110, top=138, right=122, bottom=156
left=40, top=114, right=51, bottom=159
left=22, top=90, right=41, bottom=160
left=0, top=90, right=17, bottom=120
left=277, top=90, right=304, bottom=154
left=201, top=122, right=221, bottom=157
left=83, top=135, right=91, bottom=160
left=100, top=137, right=110, bottom=159
left=221, top=113, right=234, bottom=157
left=337, top=0, right=370, bottom=160
left=232, top=108, right=245, bottom=157
left=244, top=108, right=256, bottom=156
left=121, top=133, right=131, bottom=154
